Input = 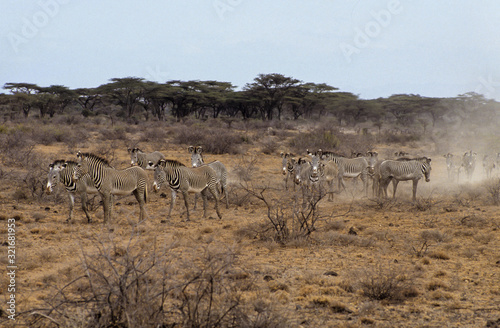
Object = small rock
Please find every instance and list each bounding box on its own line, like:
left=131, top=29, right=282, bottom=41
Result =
left=263, top=275, right=274, bottom=281
left=324, top=271, right=338, bottom=276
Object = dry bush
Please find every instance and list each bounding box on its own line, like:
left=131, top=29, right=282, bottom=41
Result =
left=354, top=262, right=418, bottom=302
left=22, top=232, right=275, bottom=328
left=484, top=178, right=500, bottom=205
left=242, top=185, right=326, bottom=245
left=97, top=124, right=127, bottom=140
left=288, top=127, right=340, bottom=154
left=173, top=124, right=244, bottom=154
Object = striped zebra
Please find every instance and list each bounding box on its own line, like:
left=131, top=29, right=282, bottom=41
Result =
left=188, top=146, right=229, bottom=208
left=73, top=152, right=148, bottom=223
left=46, top=160, right=98, bottom=223
left=443, top=153, right=461, bottom=181
left=316, top=149, right=373, bottom=196
left=461, top=151, right=477, bottom=181
left=128, top=148, right=165, bottom=170
left=482, top=154, right=496, bottom=179
left=292, top=157, right=318, bottom=205
left=152, top=159, right=221, bottom=221
left=378, top=157, right=432, bottom=201
left=280, top=152, right=296, bottom=191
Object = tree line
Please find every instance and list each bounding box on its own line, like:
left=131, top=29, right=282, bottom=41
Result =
left=1, top=73, right=499, bottom=130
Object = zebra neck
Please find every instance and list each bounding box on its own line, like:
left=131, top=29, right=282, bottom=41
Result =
left=60, top=172, right=77, bottom=191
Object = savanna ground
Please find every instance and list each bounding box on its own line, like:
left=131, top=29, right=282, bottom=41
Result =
left=0, top=117, right=499, bottom=327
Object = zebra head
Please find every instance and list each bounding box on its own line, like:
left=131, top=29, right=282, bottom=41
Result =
left=309, top=154, right=320, bottom=182
left=462, top=151, right=477, bottom=169
left=422, top=157, right=432, bottom=182
left=189, top=145, right=204, bottom=168
left=73, top=151, right=92, bottom=181
left=281, top=152, right=294, bottom=175
left=292, top=158, right=306, bottom=184
left=129, top=148, right=141, bottom=166
left=46, top=160, right=65, bottom=194
left=152, top=160, right=166, bottom=192
left=443, top=153, right=454, bottom=169
left=366, top=151, right=379, bottom=174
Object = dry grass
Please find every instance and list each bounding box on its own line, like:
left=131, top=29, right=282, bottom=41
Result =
left=1, top=120, right=500, bottom=327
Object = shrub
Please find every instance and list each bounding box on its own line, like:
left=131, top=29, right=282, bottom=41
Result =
left=288, top=128, right=340, bottom=154
left=173, top=125, right=244, bottom=154
left=355, top=262, right=417, bottom=301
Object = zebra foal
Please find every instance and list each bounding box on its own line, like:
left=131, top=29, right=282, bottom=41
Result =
left=73, top=152, right=148, bottom=223
left=46, top=160, right=98, bottom=223
left=152, top=159, right=222, bottom=221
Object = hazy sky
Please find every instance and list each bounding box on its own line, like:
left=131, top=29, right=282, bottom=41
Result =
left=2, top=0, right=500, bottom=100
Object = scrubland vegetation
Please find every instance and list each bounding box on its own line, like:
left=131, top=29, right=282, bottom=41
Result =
left=1, top=76, right=500, bottom=327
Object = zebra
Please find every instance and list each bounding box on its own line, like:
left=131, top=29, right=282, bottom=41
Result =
left=378, top=157, right=432, bottom=201
left=316, top=149, right=373, bottom=196
left=443, top=153, right=461, bottom=181
left=461, top=151, right=477, bottom=181
left=128, top=148, right=165, bottom=170
left=152, top=159, right=222, bottom=221
left=46, top=160, right=98, bottom=223
left=482, top=154, right=496, bottom=179
left=292, top=157, right=318, bottom=205
left=280, top=152, right=296, bottom=191
left=73, top=152, right=148, bottom=223
left=188, top=146, right=229, bottom=209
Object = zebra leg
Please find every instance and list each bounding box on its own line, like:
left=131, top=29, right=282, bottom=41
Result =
left=101, top=192, right=112, bottom=223
left=412, top=179, right=419, bottom=201
left=221, top=180, right=229, bottom=209
left=193, top=193, right=198, bottom=211
left=168, top=189, right=177, bottom=219
left=208, top=185, right=222, bottom=219
left=132, top=189, right=147, bottom=222
left=391, top=180, right=399, bottom=199
left=328, top=180, right=334, bottom=202
left=67, top=193, right=75, bottom=223
left=182, top=191, right=191, bottom=221
left=80, top=191, right=92, bottom=223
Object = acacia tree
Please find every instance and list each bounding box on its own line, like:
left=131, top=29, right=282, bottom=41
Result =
left=3, top=83, right=39, bottom=118
left=98, top=77, right=145, bottom=118
left=244, top=73, right=301, bottom=120
left=74, top=87, right=102, bottom=115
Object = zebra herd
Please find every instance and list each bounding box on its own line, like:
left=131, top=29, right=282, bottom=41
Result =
left=47, top=145, right=497, bottom=224
left=45, top=146, right=227, bottom=224
left=282, top=150, right=432, bottom=202
left=443, top=151, right=500, bottom=182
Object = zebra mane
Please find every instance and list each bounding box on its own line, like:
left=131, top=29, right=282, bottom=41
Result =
left=133, top=148, right=143, bottom=153
left=64, top=160, right=78, bottom=166
left=80, top=153, right=111, bottom=167
left=52, top=159, right=66, bottom=166
left=163, top=159, right=186, bottom=167
left=396, top=157, right=430, bottom=162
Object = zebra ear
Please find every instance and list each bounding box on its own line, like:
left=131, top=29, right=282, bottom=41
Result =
left=49, top=163, right=54, bottom=169
left=76, top=151, right=83, bottom=159
left=61, top=163, right=67, bottom=169
left=280, top=152, right=285, bottom=158
left=127, top=148, right=132, bottom=153
left=188, top=146, right=194, bottom=154
left=196, top=146, right=203, bottom=154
